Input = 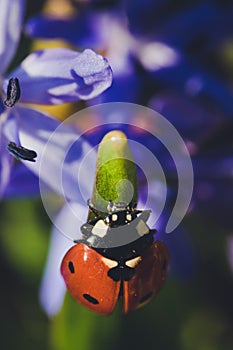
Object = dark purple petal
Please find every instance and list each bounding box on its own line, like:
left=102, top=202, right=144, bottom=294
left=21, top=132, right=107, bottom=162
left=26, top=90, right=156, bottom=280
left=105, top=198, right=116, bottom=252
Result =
left=151, top=3, right=218, bottom=49
left=7, top=48, right=113, bottom=104
left=25, top=4, right=125, bottom=50
left=97, top=70, right=141, bottom=103
left=127, top=2, right=228, bottom=50
left=0, top=0, right=25, bottom=75
left=149, top=92, right=221, bottom=144
left=146, top=56, right=233, bottom=119
left=25, top=13, right=104, bottom=48
left=4, top=162, right=40, bottom=198
left=126, top=1, right=233, bottom=51
left=125, top=0, right=172, bottom=37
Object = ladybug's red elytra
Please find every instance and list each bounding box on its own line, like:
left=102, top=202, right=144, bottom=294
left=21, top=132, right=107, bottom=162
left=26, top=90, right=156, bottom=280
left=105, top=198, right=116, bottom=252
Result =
left=61, top=201, right=169, bottom=316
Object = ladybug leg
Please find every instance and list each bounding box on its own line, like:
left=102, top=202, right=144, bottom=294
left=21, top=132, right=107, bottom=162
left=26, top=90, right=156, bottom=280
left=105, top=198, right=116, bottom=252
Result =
left=78, top=217, right=108, bottom=248
left=73, top=238, right=89, bottom=245
left=76, top=217, right=100, bottom=243
left=149, top=229, right=157, bottom=235
left=80, top=221, right=93, bottom=237
left=132, top=209, right=143, bottom=216
left=76, top=235, right=104, bottom=248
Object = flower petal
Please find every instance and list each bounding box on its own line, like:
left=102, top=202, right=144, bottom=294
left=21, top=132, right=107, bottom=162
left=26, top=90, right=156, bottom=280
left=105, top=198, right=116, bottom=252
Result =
left=39, top=228, right=73, bottom=317
left=4, top=162, right=40, bottom=198
left=39, top=201, right=87, bottom=316
left=2, top=110, right=20, bottom=143
left=8, top=48, right=113, bottom=104
left=15, top=106, right=96, bottom=201
left=0, top=131, right=13, bottom=198
left=25, top=13, right=104, bottom=48
left=0, top=0, right=25, bottom=75
left=148, top=56, right=233, bottom=119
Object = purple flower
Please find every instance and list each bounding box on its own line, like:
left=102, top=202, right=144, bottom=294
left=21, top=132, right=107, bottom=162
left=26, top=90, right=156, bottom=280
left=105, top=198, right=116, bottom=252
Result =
left=0, top=0, right=112, bottom=198
left=24, top=0, right=233, bottom=314
left=150, top=92, right=233, bottom=231
left=25, top=1, right=233, bottom=114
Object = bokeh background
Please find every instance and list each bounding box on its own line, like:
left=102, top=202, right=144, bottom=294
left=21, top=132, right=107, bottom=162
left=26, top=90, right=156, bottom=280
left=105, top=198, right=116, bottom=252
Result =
left=0, top=1, right=233, bottom=349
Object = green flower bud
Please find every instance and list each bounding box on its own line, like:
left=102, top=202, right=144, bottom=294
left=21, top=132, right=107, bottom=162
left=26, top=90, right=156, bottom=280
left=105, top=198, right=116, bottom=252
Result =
left=88, top=130, right=138, bottom=219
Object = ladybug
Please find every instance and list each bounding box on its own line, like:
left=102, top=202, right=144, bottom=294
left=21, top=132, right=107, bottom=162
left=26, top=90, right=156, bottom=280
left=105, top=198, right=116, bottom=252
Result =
left=61, top=201, right=169, bottom=315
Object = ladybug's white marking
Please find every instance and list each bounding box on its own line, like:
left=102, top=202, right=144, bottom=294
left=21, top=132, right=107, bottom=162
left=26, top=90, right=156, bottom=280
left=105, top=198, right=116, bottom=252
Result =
left=136, top=219, right=150, bottom=236
left=101, top=257, right=118, bottom=269
left=126, top=214, right=132, bottom=222
left=92, top=219, right=108, bottom=237
left=111, top=214, right=118, bottom=222
left=125, top=256, right=142, bottom=268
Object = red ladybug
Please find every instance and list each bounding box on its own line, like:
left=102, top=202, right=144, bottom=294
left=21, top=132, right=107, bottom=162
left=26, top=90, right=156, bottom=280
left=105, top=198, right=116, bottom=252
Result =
left=61, top=201, right=169, bottom=315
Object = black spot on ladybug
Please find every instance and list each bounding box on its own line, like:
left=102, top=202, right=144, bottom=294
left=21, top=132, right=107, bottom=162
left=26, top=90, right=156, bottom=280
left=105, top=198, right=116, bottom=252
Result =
left=83, top=293, right=99, bottom=305
left=68, top=261, right=75, bottom=273
left=4, top=77, right=21, bottom=107
left=139, top=291, right=153, bottom=304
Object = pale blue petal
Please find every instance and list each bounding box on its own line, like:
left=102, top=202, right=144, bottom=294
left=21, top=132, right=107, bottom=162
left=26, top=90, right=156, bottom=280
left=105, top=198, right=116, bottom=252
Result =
left=7, top=48, right=113, bottom=104
left=2, top=111, right=20, bottom=143
left=39, top=229, right=73, bottom=317
left=0, top=0, right=25, bottom=74
left=39, top=201, right=87, bottom=316
left=15, top=106, right=95, bottom=201
left=52, top=200, right=87, bottom=242
left=0, top=131, right=13, bottom=198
